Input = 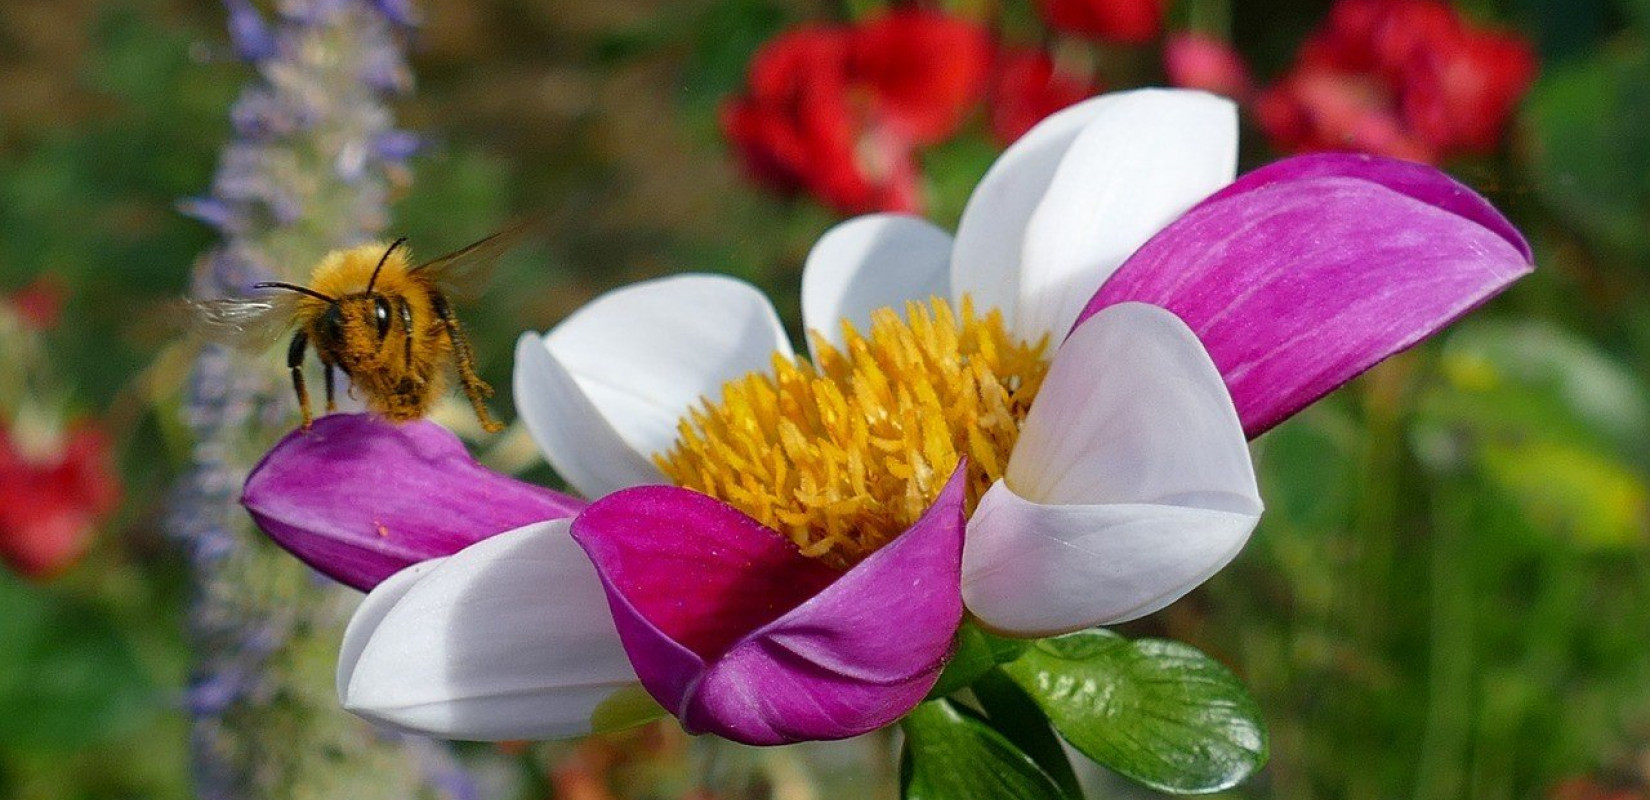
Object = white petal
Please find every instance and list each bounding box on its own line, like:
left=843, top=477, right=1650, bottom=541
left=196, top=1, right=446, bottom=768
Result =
left=515, top=275, right=792, bottom=498
left=1014, top=89, right=1237, bottom=341
left=951, top=94, right=1121, bottom=328
left=962, top=303, right=1261, bottom=636
left=802, top=214, right=953, bottom=355
left=514, top=333, right=662, bottom=498
left=340, top=520, right=642, bottom=740
left=337, top=557, right=446, bottom=700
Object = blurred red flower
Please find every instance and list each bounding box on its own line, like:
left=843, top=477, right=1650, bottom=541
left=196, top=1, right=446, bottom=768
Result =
left=1033, top=0, right=1166, bottom=45
left=0, top=424, right=121, bottom=579
left=726, top=10, right=990, bottom=214
left=988, top=49, right=1099, bottom=144
left=851, top=10, right=993, bottom=145
left=8, top=275, right=67, bottom=331
left=1256, top=0, right=1536, bottom=162
left=721, top=10, right=992, bottom=214
left=1165, top=33, right=1255, bottom=102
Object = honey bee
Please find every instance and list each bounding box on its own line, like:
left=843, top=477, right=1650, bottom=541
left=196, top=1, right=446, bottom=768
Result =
left=194, top=226, right=529, bottom=433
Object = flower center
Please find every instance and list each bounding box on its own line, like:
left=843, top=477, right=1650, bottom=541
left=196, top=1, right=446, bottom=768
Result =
left=654, top=296, right=1050, bottom=569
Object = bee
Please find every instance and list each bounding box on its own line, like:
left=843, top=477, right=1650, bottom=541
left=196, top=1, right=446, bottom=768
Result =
left=194, top=226, right=529, bottom=433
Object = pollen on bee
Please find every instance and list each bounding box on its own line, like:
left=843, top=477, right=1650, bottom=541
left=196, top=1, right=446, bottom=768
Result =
left=654, top=296, right=1050, bottom=569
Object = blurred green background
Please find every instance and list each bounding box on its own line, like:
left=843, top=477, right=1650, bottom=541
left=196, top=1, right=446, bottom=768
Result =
left=1, top=0, right=1648, bottom=798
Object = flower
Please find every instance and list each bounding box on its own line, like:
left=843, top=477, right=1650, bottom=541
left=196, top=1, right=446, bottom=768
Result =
left=988, top=49, right=1100, bottom=144
left=1033, top=0, right=1166, bottom=45
left=245, top=89, right=1532, bottom=747
left=7, top=275, right=67, bottom=331
left=1256, top=0, right=1536, bottom=162
left=0, top=424, right=119, bottom=579
left=1165, top=32, right=1256, bottom=102
left=720, top=10, right=991, bottom=214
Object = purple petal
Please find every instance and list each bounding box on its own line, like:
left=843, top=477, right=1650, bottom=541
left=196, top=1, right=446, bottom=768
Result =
left=572, top=466, right=967, bottom=745
left=1204, top=153, right=1532, bottom=262
left=1079, top=159, right=1533, bottom=438
left=242, top=414, right=584, bottom=591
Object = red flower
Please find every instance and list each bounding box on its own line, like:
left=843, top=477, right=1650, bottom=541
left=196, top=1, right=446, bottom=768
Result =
left=1165, top=33, right=1255, bottom=102
left=721, top=11, right=992, bottom=214
left=851, top=9, right=993, bottom=145
left=0, top=425, right=121, bottom=579
left=1256, top=0, right=1535, bottom=162
left=988, top=49, right=1099, bottom=144
left=1032, top=0, right=1166, bottom=45
left=8, top=275, right=66, bottom=331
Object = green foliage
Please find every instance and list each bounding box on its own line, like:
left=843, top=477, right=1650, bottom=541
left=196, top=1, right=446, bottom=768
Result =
left=0, top=572, right=155, bottom=751
left=899, top=700, right=1072, bottom=800
left=1002, top=629, right=1269, bottom=795
left=1523, top=43, right=1650, bottom=258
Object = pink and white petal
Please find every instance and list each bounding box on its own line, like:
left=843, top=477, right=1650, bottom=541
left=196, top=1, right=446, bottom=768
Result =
left=962, top=303, right=1261, bottom=636
left=1080, top=160, right=1534, bottom=437
left=244, top=414, right=585, bottom=592
left=339, top=520, right=642, bottom=741
left=1203, top=152, right=1531, bottom=261
left=802, top=214, right=953, bottom=354
left=949, top=93, right=1120, bottom=327
left=571, top=467, right=967, bottom=745
left=515, top=275, right=792, bottom=497
left=1014, top=89, right=1237, bottom=342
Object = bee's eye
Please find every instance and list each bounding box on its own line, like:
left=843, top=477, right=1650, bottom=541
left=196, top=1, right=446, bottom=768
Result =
left=321, top=305, right=344, bottom=343
left=373, top=296, right=392, bottom=339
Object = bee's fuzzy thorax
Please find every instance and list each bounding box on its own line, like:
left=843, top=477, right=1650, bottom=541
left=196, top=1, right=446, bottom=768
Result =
left=307, top=241, right=416, bottom=299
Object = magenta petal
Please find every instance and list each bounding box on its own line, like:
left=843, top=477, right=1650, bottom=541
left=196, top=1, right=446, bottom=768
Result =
left=242, top=414, right=585, bottom=591
left=1080, top=159, right=1533, bottom=438
left=571, top=465, right=967, bottom=745
left=1203, top=153, right=1532, bottom=262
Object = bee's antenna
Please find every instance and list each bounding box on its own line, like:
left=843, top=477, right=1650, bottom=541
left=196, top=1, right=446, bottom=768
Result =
left=367, top=237, right=408, bottom=295
left=253, top=281, right=336, bottom=303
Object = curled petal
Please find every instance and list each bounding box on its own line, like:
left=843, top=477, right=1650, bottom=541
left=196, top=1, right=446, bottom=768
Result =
left=515, top=275, right=792, bottom=498
left=951, top=89, right=1236, bottom=342
left=802, top=213, right=953, bottom=353
left=242, top=414, right=584, bottom=591
left=571, top=466, right=968, bottom=745
left=339, top=520, right=645, bottom=740
left=1081, top=155, right=1534, bottom=437
left=1016, top=88, right=1236, bottom=341
left=964, top=304, right=1261, bottom=635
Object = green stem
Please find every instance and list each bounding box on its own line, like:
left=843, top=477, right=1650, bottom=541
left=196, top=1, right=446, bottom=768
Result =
left=1411, top=483, right=1475, bottom=800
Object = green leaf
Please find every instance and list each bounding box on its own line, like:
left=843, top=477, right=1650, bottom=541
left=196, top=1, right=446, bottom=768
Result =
left=972, top=669, right=1083, bottom=799
left=900, top=700, right=1072, bottom=800
left=928, top=622, right=1028, bottom=698
left=0, top=573, right=156, bottom=750
left=1002, top=629, right=1268, bottom=795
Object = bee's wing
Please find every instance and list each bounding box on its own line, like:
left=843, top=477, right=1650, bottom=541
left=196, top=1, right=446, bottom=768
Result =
left=186, top=294, right=300, bottom=352
left=409, top=216, right=544, bottom=302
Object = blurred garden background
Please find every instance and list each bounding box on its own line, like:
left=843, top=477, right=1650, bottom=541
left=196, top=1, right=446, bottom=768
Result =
left=0, top=0, right=1648, bottom=797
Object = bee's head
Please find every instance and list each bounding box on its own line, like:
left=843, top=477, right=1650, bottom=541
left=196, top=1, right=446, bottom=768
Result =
left=317, top=292, right=396, bottom=356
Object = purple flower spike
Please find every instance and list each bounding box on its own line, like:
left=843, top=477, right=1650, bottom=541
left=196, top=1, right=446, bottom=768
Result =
left=1081, top=154, right=1534, bottom=437
left=571, top=465, right=969, bottom=746
left=243, top=414, right=585, bottom=591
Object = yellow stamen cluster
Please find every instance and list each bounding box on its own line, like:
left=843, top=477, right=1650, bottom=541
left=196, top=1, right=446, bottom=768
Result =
left=654, top=297, right=1049, bottom=569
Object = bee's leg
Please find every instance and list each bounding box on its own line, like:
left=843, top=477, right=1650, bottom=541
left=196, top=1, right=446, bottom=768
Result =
left=287, top=330, right=313, bottom=430
left=432, top=292, right=504, bottom=433
left=323, top=362, right=338, bottom=413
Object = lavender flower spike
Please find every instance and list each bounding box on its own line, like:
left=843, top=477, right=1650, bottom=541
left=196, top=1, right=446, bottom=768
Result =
left=168, top=1, right=479, bottom=797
